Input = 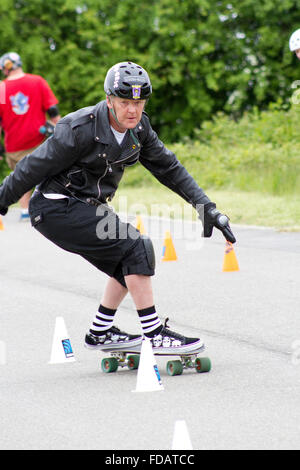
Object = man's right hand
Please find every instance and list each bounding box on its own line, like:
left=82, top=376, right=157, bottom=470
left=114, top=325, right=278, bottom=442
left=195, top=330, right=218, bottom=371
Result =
left=39, top=121, right=55, bottom=137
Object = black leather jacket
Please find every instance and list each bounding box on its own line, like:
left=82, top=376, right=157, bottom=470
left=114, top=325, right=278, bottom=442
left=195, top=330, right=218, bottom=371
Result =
left=0, top=100, right=211, bottom=209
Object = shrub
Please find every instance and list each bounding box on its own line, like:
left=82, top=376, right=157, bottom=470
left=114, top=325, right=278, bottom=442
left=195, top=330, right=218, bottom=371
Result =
left=121, top=102, right=300, bottom=196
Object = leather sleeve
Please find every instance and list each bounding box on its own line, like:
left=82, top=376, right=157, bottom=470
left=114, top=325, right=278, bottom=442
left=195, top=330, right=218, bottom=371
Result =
left=0, top=120, right=79, bottom=208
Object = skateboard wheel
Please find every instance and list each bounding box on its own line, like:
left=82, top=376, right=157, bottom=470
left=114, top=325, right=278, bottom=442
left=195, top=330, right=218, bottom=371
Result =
left=127, top=355, right=140, bottom=370
left=101, top=357, right=119, bottom=373
left=195, top=357, right=211, bottom=373
left=167, top=360, right=183, bottom=376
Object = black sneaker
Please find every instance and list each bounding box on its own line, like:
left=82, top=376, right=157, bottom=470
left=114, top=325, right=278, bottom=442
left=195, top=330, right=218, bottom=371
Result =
left=85, top=326, right=142, bottom=351
left=150, top=318, right=205, bottom=355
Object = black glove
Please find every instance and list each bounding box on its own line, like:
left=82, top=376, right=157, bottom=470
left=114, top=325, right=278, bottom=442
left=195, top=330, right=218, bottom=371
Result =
left=0, top=206, right=8, bottom=216
left=201, top=203, right=236, bottom=244
left=39, top=121, right=55, bottom=137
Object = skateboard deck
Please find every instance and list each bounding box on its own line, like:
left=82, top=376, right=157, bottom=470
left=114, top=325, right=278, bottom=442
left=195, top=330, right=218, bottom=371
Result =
left=100, top=345, right=211, bottom=376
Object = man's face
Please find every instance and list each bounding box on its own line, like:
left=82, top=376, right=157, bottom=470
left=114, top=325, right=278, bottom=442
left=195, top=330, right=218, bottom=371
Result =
left=295, top=48, right=300, bottom=60
left=107, top=96, right=146, bottom=132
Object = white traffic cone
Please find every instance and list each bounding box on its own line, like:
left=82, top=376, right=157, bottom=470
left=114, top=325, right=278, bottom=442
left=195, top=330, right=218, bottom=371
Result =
left=133, top=337, right=164, bottom=392
left=48, top=317, right=75, bottom=364
left=172, top=420, right=193, bottom=450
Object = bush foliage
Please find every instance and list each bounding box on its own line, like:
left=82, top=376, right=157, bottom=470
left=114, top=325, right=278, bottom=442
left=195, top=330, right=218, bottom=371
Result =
left=1, top=0, right=300, bottom=192
left=120, top=102, right=300, bottom=196
left=1, top=0, right=300, bottom=139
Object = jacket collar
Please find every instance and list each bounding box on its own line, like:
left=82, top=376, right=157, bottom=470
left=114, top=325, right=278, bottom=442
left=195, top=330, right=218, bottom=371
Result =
left=94, top=100, right=144, bottom=145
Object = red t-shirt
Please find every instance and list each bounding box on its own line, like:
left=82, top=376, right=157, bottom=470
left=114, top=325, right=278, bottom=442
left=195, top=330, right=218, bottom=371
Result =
left=0, top=73, right=58, bottom=152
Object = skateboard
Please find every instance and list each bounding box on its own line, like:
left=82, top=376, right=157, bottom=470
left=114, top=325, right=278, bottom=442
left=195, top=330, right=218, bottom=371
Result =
left=100, top=346, right=211, bottom=376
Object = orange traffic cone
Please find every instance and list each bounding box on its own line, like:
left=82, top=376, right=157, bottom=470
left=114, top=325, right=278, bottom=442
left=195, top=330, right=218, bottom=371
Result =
left=223, top=241, right=239, bottom=272
left=0, top=216, right=4, bottom=231
left=136, top=215, right=146, bottom=235
left=162, top=231, right=177, bottom=261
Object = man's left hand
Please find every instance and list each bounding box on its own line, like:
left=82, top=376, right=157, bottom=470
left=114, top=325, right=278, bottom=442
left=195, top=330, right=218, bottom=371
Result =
left=202, top=203, right=236, bottom=244
left=0, top=206, right=8, bottom=216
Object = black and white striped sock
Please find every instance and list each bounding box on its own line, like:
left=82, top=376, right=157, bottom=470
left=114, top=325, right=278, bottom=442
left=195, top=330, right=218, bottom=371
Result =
left=90, top=305, right=116, bottom=336
left=137, top=306, right=163, bottom=338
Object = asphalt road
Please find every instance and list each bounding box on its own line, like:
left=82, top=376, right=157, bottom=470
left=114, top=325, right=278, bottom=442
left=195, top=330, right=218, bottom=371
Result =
left=1, top=208, right=300, bottom=450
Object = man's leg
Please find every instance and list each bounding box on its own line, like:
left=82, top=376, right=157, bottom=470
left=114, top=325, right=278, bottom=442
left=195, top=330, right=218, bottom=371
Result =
left=88, top=278, right=128, bottom=335
left=125, top=274, right=204, bottom=354
left=101, top=277, right=128, bottom=309
left=124, top=274, right=153, bottom=309
left=85, top=277, right=143, bottom=349
left=19, top=191, right=31, bottom=220
left=6, top=147, right=37, bottom=221
left=125, top=274, right=163, bottom=337
left=86, top=272, right=204, bottom=354
left=85, top=274, right=162, bottom=349
left=88, top=274, right=155, bottom=330
left=20, top=190, right=32, bottom=211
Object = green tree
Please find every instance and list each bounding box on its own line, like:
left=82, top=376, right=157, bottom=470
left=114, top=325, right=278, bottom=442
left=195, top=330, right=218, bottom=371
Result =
left=0, top=0, right=300, bottom=150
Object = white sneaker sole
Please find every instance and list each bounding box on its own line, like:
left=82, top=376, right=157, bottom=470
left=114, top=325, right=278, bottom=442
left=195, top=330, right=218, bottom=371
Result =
left=95, top=339, right=205, bottom=356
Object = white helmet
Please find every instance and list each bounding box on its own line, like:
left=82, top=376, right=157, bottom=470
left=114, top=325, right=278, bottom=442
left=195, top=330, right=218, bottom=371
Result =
left=289, top=29, right=300, bottom=51
left=0, top=52, right=22, bottom=71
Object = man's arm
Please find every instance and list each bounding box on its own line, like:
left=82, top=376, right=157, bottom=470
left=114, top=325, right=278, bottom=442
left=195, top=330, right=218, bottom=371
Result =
left=47, top=105, right=61, bottom=126
left=139, top=114, right=236, bottom=243
left=50, top=115, right=61, bottom=126
left=0, top=120, right=79, bottom=213
left=39, top=106, right=61, bottom=137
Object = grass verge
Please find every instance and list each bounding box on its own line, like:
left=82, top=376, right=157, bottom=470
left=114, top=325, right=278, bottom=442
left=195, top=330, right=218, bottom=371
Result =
left=111, top=185, right=300, bottom=231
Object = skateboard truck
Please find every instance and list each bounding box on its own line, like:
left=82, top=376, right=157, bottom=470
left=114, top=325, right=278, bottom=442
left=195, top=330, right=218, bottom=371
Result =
left=101, top=352, right=140, bottom=373
left=167, top=354, right=211, bottom=376
left=101, top=351, right=211, bottom=376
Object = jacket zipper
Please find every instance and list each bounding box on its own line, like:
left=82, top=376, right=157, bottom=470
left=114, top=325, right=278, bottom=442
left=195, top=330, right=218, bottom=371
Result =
left=110, top=147, right=140, bottom=166
left=96, top=149, right=139, bottom=199
left=96, top=161, right=110, bottom=199
left=65, top=169, right=82, bottom=188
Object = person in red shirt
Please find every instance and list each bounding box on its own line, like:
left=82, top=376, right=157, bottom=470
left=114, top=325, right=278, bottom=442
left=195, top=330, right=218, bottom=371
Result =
left=0, top=52, right=60, bottom=220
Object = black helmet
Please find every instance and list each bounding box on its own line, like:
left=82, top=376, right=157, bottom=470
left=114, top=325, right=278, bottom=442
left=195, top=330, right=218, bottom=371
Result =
left=104, top=61, right=152, bottom=100
left=0, top=52, right=22, bottom=71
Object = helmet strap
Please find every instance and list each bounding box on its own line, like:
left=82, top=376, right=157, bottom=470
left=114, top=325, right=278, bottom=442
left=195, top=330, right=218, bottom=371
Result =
left=108, top=96, right=122, bottom=126
left=107, top=96, right=141, bottom=145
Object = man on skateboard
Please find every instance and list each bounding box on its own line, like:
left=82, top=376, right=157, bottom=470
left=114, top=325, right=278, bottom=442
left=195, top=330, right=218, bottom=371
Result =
left=0, top=61, right=236, bottom=355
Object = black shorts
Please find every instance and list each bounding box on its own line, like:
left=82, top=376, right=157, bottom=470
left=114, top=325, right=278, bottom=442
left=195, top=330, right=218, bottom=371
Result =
left=29, top=192, right=155, bottom=287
